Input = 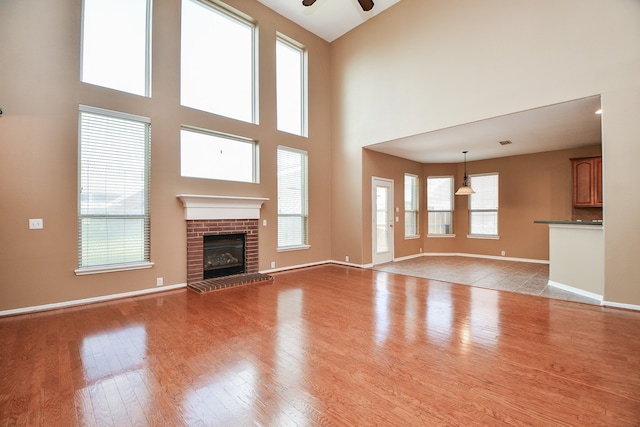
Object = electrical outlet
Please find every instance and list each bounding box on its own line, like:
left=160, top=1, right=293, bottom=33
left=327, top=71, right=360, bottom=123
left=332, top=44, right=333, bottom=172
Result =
left=271, top=261, right=276, bottom=269
left=156, top=277, right=163, bottom=286
left=29, top=218, right=43, bottom=229
left=345, top=255, right=349, bottom=262
left=419, top=248, right=423, bottom=253
left=501, top=251, right=506, bottom=256
left=263, top=219, right=267, bottom=226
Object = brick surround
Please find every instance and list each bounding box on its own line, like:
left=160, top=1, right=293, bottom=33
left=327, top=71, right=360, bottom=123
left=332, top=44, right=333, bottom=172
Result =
left=186, top=219, right=259, bottom=284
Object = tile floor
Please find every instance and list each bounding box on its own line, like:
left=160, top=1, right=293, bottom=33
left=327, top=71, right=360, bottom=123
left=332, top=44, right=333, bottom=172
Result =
left=372, top=256, right=600, bottom=305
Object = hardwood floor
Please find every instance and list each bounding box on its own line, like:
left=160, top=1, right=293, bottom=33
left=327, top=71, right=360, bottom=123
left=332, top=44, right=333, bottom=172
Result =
left=1, top=264, right=639, bottom=426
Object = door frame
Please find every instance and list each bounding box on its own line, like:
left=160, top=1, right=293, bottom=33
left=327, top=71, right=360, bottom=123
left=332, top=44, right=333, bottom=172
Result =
left=372, top=177, right=395, bottom=265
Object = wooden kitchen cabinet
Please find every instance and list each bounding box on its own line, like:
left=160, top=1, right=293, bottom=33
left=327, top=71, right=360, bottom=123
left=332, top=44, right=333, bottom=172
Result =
left=571, top=156, right=602, bottom=207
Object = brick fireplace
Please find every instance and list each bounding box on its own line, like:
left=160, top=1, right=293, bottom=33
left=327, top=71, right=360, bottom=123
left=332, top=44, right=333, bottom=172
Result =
left=186, top=218, right=258, bottom=284
left=177, top=195, right=269, bottom=285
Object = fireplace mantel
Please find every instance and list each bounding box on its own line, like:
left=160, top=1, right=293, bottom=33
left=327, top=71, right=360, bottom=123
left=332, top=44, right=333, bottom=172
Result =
left=177, top=194, right=269, bottom=220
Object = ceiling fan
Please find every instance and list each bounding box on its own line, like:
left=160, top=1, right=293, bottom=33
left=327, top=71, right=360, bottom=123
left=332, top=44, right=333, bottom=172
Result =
left=302, top=0, right=374, bottom=12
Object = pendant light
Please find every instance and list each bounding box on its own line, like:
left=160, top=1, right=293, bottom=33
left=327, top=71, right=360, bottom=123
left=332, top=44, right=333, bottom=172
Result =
left=455, top=151, right=475, bottom=195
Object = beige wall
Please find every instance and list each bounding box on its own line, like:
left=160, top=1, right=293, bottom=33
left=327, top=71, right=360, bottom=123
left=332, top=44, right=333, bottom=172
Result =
left=331, top=0, right=640, bottom=305
left=361, top=149, right=424, bottom=263
left=0, top=0, right=333, bottom=311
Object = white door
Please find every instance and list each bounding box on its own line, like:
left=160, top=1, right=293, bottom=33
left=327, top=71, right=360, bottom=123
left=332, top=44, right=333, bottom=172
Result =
left=372, top=177, right=394, bottom=265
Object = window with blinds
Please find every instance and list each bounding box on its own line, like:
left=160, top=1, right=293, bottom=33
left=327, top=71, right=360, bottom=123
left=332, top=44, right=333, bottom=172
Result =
left=404, top=174, right=419, bottom=237
left=277, top=147, right=308, bottom=250
left=469, top=173, right=499, bottom=236
left=276, top=36, right=307, bottom=136
left=181, top=0, right=255, bottom=123
left=77, top=106, right=151, bottom=272
left=81, top=0, right=151, bottom=96
left=427, top=176, right=454, bottom=235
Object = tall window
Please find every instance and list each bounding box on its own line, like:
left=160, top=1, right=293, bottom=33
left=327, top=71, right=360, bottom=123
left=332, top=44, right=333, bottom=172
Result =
left=81, top=0, right=151, bottom=96
left=469, top=173, right=499, bottom=236
left=427, top=176, right=454, bottom=235
left=277, top=147, right=308, bottom=249
left=181, top=0, right=255, bottom=123
left=78, top=106, right=151, bottom=272
left=276, top=36, right=306, bottom=136
left=404, top=174, right=419, bottom=237
left=180, top=128, right=258, bottom=183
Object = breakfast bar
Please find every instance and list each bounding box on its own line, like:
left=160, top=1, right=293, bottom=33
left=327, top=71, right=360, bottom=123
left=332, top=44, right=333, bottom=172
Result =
left=534, top=220, right=604, bottom=302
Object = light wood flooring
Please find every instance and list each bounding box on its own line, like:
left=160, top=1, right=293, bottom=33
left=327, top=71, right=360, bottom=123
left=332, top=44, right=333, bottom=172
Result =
left=1, top=264, right=639, bottom=425
left=373, top=256, right=600, bottom=305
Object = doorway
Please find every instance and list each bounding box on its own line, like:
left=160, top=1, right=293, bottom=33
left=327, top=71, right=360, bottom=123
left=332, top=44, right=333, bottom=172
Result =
left=372, top=177, right=394, bottom=265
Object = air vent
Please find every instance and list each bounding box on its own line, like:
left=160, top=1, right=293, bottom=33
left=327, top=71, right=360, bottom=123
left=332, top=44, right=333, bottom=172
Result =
left=499, top=140, right=512, bottom=146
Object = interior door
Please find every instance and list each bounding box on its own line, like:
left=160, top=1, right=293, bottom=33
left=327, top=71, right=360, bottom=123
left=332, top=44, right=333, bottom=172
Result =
left=372, top=177, right=394, bottom=265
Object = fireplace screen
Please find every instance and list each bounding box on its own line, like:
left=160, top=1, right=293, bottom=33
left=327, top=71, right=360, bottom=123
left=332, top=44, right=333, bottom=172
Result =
left=203, top=233, right=245, bottom=279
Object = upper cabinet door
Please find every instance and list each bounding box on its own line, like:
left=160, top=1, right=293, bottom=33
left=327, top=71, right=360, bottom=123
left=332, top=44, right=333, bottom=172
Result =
left=572, top=156, right=602, bottom=207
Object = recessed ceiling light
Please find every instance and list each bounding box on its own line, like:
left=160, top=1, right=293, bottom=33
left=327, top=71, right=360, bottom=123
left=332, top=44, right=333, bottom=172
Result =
left=499, top=140, right=512, bottom=146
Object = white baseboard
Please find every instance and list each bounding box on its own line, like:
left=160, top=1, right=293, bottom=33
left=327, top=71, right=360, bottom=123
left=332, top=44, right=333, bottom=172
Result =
left=419, top=252, right=549, bottom=264
left=602, top=300, right=640, bottom=312
left=547, top=280, right=603, bottom=302
left=262, top=259, right=372, bottom=274
left=261, top=260, right=332, bottom=274
left=393, top=253, right=424, bottom=262
left=0, top=283, right=186, bottom=317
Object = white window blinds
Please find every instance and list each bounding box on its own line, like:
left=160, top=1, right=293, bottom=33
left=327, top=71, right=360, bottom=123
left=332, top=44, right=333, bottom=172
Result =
left=469, top=173, right=499, bottom=236
left=427, top=176, right=454, bottom=235
left=277, top=147, right=308, bottom=249
left=404, top=174, right=419, bottom=237
left=78, top=106, right=151, bottom=270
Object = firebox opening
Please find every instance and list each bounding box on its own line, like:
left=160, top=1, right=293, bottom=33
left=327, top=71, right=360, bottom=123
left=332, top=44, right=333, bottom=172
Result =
left=203, top=233, right=246, bottom=279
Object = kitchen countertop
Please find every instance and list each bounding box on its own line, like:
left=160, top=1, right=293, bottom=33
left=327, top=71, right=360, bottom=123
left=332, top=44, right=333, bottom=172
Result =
left=534, top=220, right=603, bottom=226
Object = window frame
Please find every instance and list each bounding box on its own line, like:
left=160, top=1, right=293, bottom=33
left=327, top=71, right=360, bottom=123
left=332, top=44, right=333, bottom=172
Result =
left=179, top=126, right=259, bottom=183
left=404, top=173, right=420, bottom=238
left=427, top=175, right=455, bottom=237
left=276, top=34, right=308, bottom=137
left=80, top=0, right=152, bottom=97
left=76, top=105, right=153, bottom=275
left=277, top=146, right=309, bottom=251
left=468, top=172, right=500, bottom=239
left=180, top=0, right=257, bottom=123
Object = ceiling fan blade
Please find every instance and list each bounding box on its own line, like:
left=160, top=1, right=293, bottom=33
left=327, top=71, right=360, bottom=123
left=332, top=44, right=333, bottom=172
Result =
left=357, top=0, right=374, bottom=11
left=302, top=0, right=317, bottom=6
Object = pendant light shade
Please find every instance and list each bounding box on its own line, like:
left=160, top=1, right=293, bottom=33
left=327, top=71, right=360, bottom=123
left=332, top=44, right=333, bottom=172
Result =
left=455, top=151, right=475, bottom=196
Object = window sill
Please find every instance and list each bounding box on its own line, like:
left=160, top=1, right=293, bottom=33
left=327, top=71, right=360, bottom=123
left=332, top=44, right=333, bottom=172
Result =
left=277, top=245, right=311, bottom=252
left=467, top=234, right=500, bottom=240
left=405, top=235, right=421, bottom=240
left=75, top=261, right=155, bottom=276
left=427, top=234, right=456, bottom=238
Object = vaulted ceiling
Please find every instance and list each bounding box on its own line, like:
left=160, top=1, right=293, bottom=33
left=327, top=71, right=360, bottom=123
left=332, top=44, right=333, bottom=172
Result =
left=257, top=1, right=602, bottom=163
